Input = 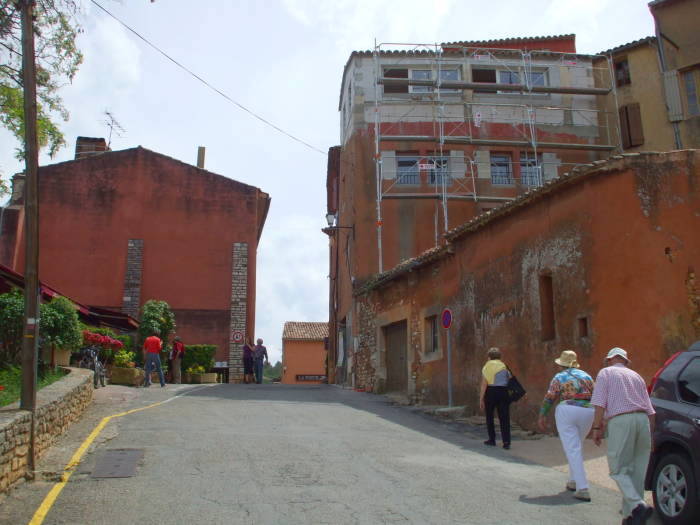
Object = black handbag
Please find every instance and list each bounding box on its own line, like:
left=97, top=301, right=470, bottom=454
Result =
left=506, top=367, right=526, bottom=402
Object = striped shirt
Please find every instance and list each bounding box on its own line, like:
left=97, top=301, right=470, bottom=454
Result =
left=540, top=368, right=594, bottom=416
left=590, top=363, right=655, bottom=419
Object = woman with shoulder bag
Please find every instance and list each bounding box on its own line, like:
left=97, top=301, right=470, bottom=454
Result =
left=480, top=347, right=512, bottom=450
left=538, top=350, right=595, bottom=502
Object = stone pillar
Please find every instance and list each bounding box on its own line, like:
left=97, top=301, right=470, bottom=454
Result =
left=228, top=242, right=248, bottom=382
left=122, top=239, right=143, bottom=318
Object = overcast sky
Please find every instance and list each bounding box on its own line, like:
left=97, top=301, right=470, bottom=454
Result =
left=0, top=0, right=655, bottom=363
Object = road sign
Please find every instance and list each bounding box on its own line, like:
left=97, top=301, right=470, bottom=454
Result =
left=441, top=308, right=452, bottom=329
left=231, top=330, right=243, bottom=343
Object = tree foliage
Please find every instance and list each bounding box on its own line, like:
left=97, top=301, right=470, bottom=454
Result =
left=39, top=295, right=81, bottom=351
left=0, top=0, right=83, bottom=161
left=138, top=300, right=176, bottom=350
left=0, top=289, right=24, bottom=366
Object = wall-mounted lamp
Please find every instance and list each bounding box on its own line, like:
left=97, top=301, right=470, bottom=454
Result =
left=322, top=212, right=354, bottom=236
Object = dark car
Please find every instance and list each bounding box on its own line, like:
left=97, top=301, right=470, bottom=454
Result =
left=646, top=341, right=700, bottom=524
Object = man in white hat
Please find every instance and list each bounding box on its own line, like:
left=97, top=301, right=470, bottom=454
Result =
left=590, top=347, right=655, bottom=525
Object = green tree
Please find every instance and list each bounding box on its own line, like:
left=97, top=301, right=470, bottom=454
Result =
left=39, top=295, right=81, bottom=351
left=0, top=289, right=24, bottom=366
left=138, top=300, right=176, bottom=350
left=0, top=1, right=83, bottom=164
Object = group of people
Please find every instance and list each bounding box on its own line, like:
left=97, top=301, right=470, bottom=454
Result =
left=242, top=337, right=269, bottom=384
left=141, top=332, right=186, bottom=387
left=481, top=346, right=655, bottom=525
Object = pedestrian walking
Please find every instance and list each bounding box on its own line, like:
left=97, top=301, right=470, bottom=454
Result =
left=591, top=347, right=655, bottom=524
left=480, top=347, right=512, bottom=449
left=538, top=350, right=595, bottom=502
left=242, top=337, right=255, bottom=384
left=253, top=338, right=269, bottom=384
left=170, top=336, right=185, bottom=384
left=143, top=331, right=166, bottom=387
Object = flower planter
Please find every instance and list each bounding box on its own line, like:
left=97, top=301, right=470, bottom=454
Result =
left=110, top=367, right=144, bottom=386
left=54, top=348, right=72, bottom=367
left=190, top=372, right=217, bottom=384
left=182, top=372, right=191, bottom=384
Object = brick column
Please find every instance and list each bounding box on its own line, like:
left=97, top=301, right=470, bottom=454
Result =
left=122, top=239, right=143, bottom=318
left=228, top=242, right=248, bottom=383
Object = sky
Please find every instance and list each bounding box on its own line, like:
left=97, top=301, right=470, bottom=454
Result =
left=0, top=0, right=656, bottom=363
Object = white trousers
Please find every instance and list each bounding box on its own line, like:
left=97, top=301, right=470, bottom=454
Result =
left=555, top=403, right=595, bottom=490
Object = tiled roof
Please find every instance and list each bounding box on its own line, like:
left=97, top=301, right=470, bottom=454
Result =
left=283, top=322, right=329, bottom=341
left=598, top=36, right=656, bottom=56
left=443, top=34, right=575, bottom=47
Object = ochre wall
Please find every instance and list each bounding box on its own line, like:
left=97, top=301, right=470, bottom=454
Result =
left=8, top=148, right=267, bottom=363
left=282, top=340, right=327, bottom=384
left=354, top=150, right=700, bottom=428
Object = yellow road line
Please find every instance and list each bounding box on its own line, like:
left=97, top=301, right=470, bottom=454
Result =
left=28, top=387, right=211, bottom=525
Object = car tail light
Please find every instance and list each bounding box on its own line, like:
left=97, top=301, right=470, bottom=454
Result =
left=648, top=352, right=682, bottom=394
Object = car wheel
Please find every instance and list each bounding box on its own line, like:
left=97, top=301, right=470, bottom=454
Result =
left=653, top=452, right=699, bottom=524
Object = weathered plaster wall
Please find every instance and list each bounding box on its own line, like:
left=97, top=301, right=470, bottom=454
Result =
left=281, top=340, right=327, bottom=384
left=0, top=368, right=93, bottom=493
left=354, top=150, right=700, bottom=427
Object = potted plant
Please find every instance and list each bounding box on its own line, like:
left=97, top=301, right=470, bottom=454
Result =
left=109, top=349, right=143, bottom=386
left=186, top=364, right=217, bottom=384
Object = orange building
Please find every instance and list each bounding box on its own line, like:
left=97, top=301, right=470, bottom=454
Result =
left=0, top=138, right=270, bottom=382
left=281, top=322, right=328, bottom=384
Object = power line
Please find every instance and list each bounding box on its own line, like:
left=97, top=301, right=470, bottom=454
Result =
left=90, top=0, right=327, bottom=156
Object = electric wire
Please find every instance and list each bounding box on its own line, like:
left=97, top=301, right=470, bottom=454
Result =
left=90, top=0, right=326, bottom=156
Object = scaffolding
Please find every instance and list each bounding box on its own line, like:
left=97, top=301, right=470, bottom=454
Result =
left=370, top=41, right=620, bottom=273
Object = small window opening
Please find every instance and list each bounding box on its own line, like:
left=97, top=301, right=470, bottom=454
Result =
left=578, top=317, right=589, bottom=339
left=539, top=273, right=555, bottom=341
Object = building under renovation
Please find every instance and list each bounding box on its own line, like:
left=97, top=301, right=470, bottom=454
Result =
left=325, top=35, right=621, bottom=386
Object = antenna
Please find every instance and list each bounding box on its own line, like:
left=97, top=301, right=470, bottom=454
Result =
left=102, top=110, right=126, bottom=148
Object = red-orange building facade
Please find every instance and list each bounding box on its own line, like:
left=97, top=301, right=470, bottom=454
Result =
left=281, top=322, right=328, bottom=385
left=0, top=139, right=270, bottom=382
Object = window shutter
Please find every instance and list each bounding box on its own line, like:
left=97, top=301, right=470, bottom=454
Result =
left=475, top=150, right=491, bottom=179
left=663, top=70, right=683, bottom=122
left=381, top=151, right=396, bottom=180
left=619, top=106, right=631, bottom=149
left=627, top=103, right=644, bottom=147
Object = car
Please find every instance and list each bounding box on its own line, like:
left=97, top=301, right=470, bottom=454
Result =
left=645, top=341, right=700, bottom=524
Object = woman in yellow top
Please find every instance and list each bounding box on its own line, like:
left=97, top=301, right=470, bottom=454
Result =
left=480, top=347, right=512, bottom=449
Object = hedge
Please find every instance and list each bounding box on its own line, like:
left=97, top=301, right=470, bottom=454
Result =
left=182, top=345, right=216, bottom=372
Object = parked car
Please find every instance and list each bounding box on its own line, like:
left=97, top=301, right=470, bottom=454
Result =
left=645, top=341, right=700, bottom=524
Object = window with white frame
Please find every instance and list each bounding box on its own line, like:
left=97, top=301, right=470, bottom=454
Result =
left=396, top=156, right=419, bottom=185
left=682, top=67, right=700, bottom=117
left=520, top=153, right=542, bottom=187
left=474, top=67, right=548, bottom=93
left=490, top=153, right=513, bottom=185
left=383, top=67, right=461, bottom=94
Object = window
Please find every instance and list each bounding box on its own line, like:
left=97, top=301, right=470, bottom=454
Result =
left=383, top=67, right=461, bottom=94
left=619, top=103, right=644, bottom=149
left=525, top=71, right=547, bottom=88
left=578, top=317, right=589, bottom=339
left=499, top=70, right=520, bottom=85
left=615, top=59, right=631, bottom=87
left=520, top=153, right=542, bottom=187
left=539, top=273, right=555, bottom=341
left=682, top=68, right=700, bottom=117
left=429, top=157, right=450, bottom=185
left=425, top=316, right=439, bottom=354
left=396, top=156, right=419, bottom=185
left=411, top=69, right=432, bottom=93
left=490, top=153, right=513, bottom=185
left=473, top=68, right=496, bottom=93
left=678, top=357, right=700, bottom=404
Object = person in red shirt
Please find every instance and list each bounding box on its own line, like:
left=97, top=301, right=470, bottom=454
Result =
left=143, top=332, right=165, bottom=387
left=170, top=336, right=185, bottom=384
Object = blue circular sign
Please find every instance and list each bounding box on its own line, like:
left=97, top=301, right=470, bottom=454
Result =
left=441, top=308, right=452, bottom=329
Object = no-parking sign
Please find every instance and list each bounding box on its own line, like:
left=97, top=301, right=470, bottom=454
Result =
left=231, top=330, right=244, bottom=343
left=441, top=308, right=452, bottom=329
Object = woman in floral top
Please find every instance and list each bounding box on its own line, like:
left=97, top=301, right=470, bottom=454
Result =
left=538, top=350, right=595, bottom=502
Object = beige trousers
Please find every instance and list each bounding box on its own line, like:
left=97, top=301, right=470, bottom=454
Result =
left=172, top=356, right=181, bottom=384
left=606, top=412, right=651, bottom=518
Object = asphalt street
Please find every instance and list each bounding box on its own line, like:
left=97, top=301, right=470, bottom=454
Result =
left=0, top=384, right=655, bottom=524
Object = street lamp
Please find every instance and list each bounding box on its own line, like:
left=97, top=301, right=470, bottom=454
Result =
left=322, top=212, right=354, bottom=236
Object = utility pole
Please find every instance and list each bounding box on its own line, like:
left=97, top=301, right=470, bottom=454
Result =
left=19, top=0, right=40, bottom=475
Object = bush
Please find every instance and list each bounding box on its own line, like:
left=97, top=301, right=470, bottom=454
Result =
left=0, top=290, right=23, bottom=367
left=182, top=345, right=216, bottom=372
left=185, top=364, right=206, bottom=374
left=113, top=349, right=136, bottom=368
left=138, top=300, right=176, bottom=351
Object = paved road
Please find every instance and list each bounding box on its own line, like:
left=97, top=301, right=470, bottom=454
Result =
left=1, top=384, right=650, bottom=524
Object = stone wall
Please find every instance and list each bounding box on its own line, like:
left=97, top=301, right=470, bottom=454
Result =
left=228, top=242, right=248, bottom=383
left=0, top=367, right=93, bottom=493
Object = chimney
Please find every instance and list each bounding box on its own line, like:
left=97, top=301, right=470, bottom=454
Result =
left=197, top=146, right=206, bottom=169
left=75, top=137, right=109, bottom=160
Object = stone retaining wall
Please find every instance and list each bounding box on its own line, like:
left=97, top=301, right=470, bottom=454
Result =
left=0, top=367, right=93, bottom=493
